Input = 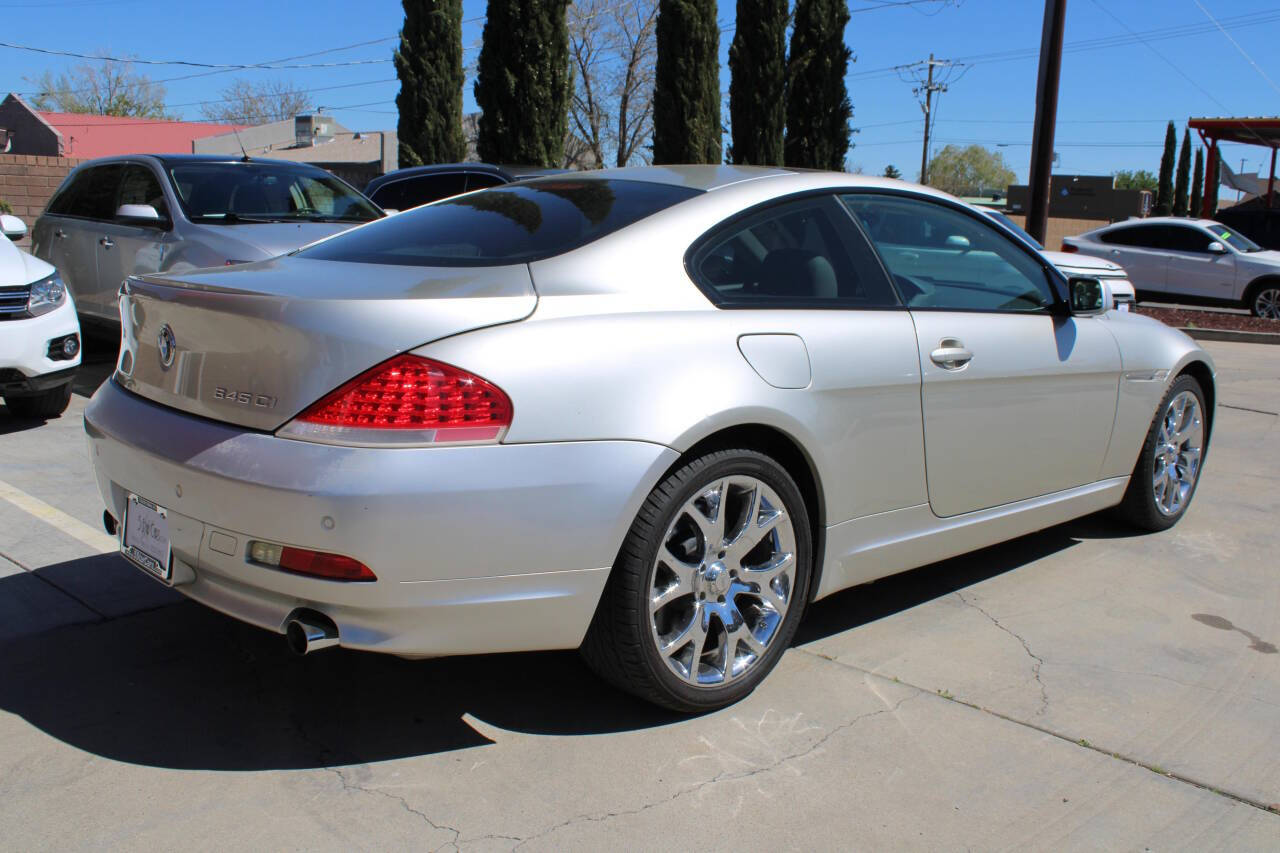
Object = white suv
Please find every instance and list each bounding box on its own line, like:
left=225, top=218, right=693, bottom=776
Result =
left=0, top=214, right=81, bottom=418
left=1065, top=217, right=1280, bottom=318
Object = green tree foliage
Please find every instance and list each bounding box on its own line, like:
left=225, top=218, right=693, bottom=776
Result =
left=1113, top=169, right=1158, bottom=191
left=1173, top=128, right=1191, bottom=217
left=28, top=58, right=166, bottom=118
left=395, top=0, right=467, bottom=166
left=883, top=164, right=902, bottom=179
left=1190, top=148, right=1204, bottom=217
left=652, top=0, right=721, bottom=164
left=784, top=0, right=852, bottom=170
left=474, top=0, right=572, bottom=167
left=728, top=0, right=787, bottom=166
left=925, top=144, right=1015, bottom=196
left=1154, top=120, right=1176, bottom=216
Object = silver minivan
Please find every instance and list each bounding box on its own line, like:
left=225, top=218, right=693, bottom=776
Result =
left=32, top=155, right=384, bottom=327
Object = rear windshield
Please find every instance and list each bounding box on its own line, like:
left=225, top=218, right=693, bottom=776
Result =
left=296, top=178, right=702, bottom=267
left=167, top=162, right=382, bottom=224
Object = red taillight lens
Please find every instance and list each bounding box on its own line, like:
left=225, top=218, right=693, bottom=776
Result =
left=279, top=354, right=513, bottom=446
left=280, top=547, right=376, bottom=582
left=1060, top=242, right=1078, bottom=253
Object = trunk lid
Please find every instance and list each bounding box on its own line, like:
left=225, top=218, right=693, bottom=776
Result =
left=116, top=256, right=536, bottom=431
left=210, top=221, right=359, bottom=257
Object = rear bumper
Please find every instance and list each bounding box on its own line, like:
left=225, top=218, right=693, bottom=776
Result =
left=84, top=379, right=677, bottom=656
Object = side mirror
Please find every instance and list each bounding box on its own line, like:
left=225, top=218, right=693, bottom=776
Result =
left=380, top=208, right=400, bottom=216
left=0, top=213, right=27, bottom=241
left=944, top=234, right=971, bottom=251
left=115, top=203, right=166, bottom=227
left=1069, top=276, right=1112, bottom=316
left=1206, top=241, right=1227, bottom=254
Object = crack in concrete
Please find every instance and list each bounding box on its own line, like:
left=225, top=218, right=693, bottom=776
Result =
left=955, top=591, right=1050, bottom=716
left=328, top=766, right=464, bottom=850
left=508, top=692, right=921, bottom=849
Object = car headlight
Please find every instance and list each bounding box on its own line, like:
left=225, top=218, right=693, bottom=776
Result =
left=27, top=273, right=66, bottom=317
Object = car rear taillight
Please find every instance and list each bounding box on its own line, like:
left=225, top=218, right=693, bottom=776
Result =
left=249, top=540, right=376, bottom=581
left=277, top=354, right=513, bottom=446
left=1060, top=242, right=1078, bottom=253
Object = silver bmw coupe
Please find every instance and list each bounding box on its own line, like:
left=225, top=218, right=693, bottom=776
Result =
left=86, top=166, right=1214, bottom=712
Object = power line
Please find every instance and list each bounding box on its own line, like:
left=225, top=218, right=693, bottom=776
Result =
left=1191, top=0, right=1280, bottom=97
left=0, top=39, right=394, bottom=69
left=895, top=55, right=967, bottom=182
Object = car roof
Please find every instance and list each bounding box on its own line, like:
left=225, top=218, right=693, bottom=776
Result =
left=1098, top=217, right=1221, bottom=230
left=546, top=165, right=967, bottom=198
left=68, top=153, right=333, bottom=170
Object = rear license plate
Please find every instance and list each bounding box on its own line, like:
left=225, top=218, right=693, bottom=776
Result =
left=122, top=494, right=172, bottom=581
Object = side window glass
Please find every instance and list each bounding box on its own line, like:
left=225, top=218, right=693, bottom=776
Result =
left=842, top=193, right=1056, bottom=312
left=1166, top=227, right=1212, bottom=253
left=116, top=165, right=170, bottom=220
left=46, top=171, right=88, bottom=216
left=373, top=173, right=468, bottom=210
left=75, top=164, right=125, bottom=221
left=1102, top=226, right=1163, bottom=249
left=465, top=172, right=507, bottom=191
left=691, top=195, right=899, bottom=308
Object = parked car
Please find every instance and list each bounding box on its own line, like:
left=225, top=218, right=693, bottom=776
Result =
left=1064, top=216, right=1280, bottom=319
left=363, top=163, right=567, bottom=211
left=979, top=208, right=1136, bottom=310
left=0, top=214, right=80, bottom=418
left=32, top=155, right=384, bottom=329
left=86, top=167, right=1214, bottom=712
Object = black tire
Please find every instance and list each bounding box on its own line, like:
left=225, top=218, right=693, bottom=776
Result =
left=581, top=448, right=813, bottom=713
left=1245, top=280, right=1280, bottom=320
left=3, top=382, right=73, bottom=420
left=1114, top=374, right=1207, bottom=532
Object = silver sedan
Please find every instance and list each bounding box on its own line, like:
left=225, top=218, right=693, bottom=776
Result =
left=85, top=167, right=1214, bottom=711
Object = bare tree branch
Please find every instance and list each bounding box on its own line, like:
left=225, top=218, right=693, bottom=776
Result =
left=26, top=57, right=167, bottom=118
left=201, top=78, right=310, bottom=126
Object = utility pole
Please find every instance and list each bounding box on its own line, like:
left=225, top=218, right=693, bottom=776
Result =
left=1026, top=0, right=1066, bottom=245
left=897, top=55, right=963, bottom=185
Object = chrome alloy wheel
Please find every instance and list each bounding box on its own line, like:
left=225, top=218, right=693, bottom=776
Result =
left=1255, top=286, right=1280, bottom=320
left=1153, top=390, right=1204, bottom=516
left=648, top=476, right=797, bottom=687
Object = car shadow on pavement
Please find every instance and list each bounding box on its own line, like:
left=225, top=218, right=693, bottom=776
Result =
left=0, top=514, right=1139, bottom=772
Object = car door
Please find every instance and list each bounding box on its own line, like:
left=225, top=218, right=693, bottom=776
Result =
left=1161, top=224, right=1237, bottom=301
left=843, top=192, right=1121, bottom=518
left=36, top=164, right=124, bottom=321
left=1096, top=224, right=1170, bottom=297
left=95, top=163, right=179, bottom=314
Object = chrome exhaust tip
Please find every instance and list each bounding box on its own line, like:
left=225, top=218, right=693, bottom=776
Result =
left=285, top=611, right=339, bottom=655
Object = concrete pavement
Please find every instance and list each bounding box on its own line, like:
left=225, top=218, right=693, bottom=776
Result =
left=0, top=339, right=1276, bottom=850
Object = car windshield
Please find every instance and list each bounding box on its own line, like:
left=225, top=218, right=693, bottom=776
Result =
left=984, top=210, right=1044, bottom=250
left=296, top=178, right=701, bottom=266
left=166, top=162, right=382, bottom=224
left=1203, top=222, right=1263, bottom=253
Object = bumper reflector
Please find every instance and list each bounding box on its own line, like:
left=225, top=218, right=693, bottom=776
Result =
left=248, top=539, right=376, bottom=582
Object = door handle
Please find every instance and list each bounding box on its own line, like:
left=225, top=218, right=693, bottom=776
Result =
left=54, top=228, right=66, bottom=239
left=99, top=236, right=114, bottom=249
left=930, top=339, right=973, bottom=370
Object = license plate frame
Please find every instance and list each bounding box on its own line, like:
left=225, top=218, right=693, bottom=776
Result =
left=122, top=494, right=172, bottom=582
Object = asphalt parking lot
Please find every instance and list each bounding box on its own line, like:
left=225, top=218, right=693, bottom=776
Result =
left=0, top=337, right=1276, bottom=850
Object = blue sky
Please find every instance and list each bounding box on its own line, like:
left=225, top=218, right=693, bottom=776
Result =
left=3, top=0, right=1278, bottom=184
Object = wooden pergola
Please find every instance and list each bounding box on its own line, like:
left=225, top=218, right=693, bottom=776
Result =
left=1188, top=117, right=1280, bottom=216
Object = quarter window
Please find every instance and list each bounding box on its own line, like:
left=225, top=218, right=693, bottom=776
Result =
left=842, top=193, right=1057, bottom=312
left=691, top=195, right=899, bottom=308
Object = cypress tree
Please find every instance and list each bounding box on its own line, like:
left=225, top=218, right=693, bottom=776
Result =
left=1154, top=120, right=1176, bottom=216
left=474, top=0, right=571, bottom=167
left=784, top=0, right=852, bottom=170
left=1173, top=128, right=1191, bottom=216
left=1190, top=147, right=1204, bottom=217
left=394, top=0, right=466, bottom=166
left=728, top=0, right=788, bottom=166
left=653, top=0, right=722, bottom=164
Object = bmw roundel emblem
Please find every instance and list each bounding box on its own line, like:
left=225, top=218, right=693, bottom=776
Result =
left=157, top=324, right=176, bottom=369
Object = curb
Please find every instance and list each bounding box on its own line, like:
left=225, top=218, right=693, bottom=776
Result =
left=1179, top=327, right=1280, bottom=346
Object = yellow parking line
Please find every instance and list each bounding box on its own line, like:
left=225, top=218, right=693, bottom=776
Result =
left=0, top=478, right=117, bottom=554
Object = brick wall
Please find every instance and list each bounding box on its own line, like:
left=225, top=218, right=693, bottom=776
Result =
left=1004, top=214, right=1111, bottom=253
left=0, top=154, right=81, bottom=243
